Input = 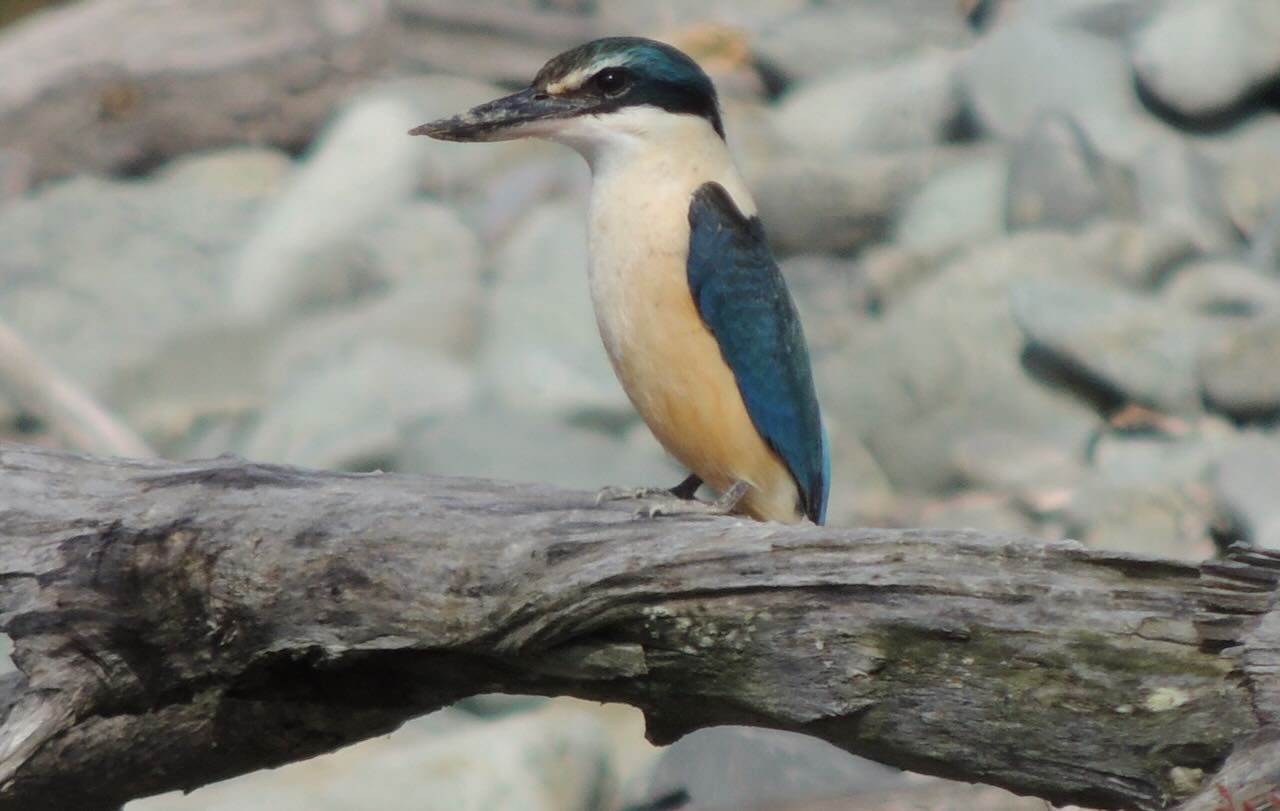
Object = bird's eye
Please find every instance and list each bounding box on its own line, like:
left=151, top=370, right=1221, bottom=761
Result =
left=592, top=69, right=631, bottom=96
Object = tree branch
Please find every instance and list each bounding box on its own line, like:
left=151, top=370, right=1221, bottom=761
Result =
left=0, top=443, right=1276, bottom=811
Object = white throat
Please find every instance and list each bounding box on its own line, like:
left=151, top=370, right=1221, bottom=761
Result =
left=545, top=106, right=754, bottom=215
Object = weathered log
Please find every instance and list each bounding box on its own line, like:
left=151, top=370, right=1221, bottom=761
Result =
left=0, top=0, right=394, bottom=180
left=0, top=0, right=607, bottom=183
left=0, top=443, right=1277, bottom=811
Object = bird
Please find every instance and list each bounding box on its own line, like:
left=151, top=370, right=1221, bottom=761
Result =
left=411, top=36, right=829, bottom=525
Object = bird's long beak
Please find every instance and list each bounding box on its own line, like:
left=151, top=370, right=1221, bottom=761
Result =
left=409, top=87, right=589, bottom=142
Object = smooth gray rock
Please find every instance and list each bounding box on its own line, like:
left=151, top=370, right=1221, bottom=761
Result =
left=227, top=78, right=536, bottom=320
left=105, top=321, right=279, bottom=456
left=453, top=695, right=549, bottom=718
left=821, top=233, right=1100, bottom=493
left=1251, top=201, right=1280, bottom=276
left=155, top=145, right=294, bottom=199
left=722, top=99, right=791, bottom=181
left=357, top=202, right=486, bottom=358
left=130, top=704, right=614, bottom=811
left=1198, top=318, right=1280, bottom=420
left=819, top=415, right=896, bottom=527
left=779, top=254, right=874, bottom=354
left=1132, top=0, right=1280, bottom=119
left=950, top=428, right=1086, bottom=493
left=1076, top=219, right=1198, bottom=288
left=1005, top=112, right=1131, bottom=231
left=238, top=198, right=485, bottom=343
left=1133, top=139, right=1239, bottom=256
left=227, top=85, right=431, bottom=318
left=243, top=339, right=476, bottom=471
left=774, top=51, right=963, bottom=155
left=753, top=1, right=972, bottom=81
left=0, top=147, right=31, bottom=205
left=645, top=727, right=902, bottom=811
left=853, top=243, right=935, bottom=311
left=1217, top=116, right=1280, bottom=242
left=1018, top=0, right=1167, bottom=39
left=1089, top=415, right=1239, bottom=476
left=459, top=151, right=587, bottom=246
left=1163, top=259, right=1280, bottom=317
left=401, top=408, right=679, bottom=492
left=595, top=0, right=799, bottom=37
left=1080, top=421, right=1242, bottom=561
left=960, top=19, right=1173, bottom=163
left=1063, top=476, right=1215, bottom=559
left=1012, top=276, right=1218, bottom=416
left=0, top=176, right=251, bottom=394
left=915, top=491, right=1042, bottom=536
left=480, top=200, right=631, bottom=419
left=1210, top=439, right=1280, bottom=549
left=894, top=151, right=1009, bottom=256
left=751, top=148, right=980, bottom=254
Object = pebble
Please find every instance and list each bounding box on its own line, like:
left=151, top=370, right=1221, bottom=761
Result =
left=1198, top=318, right=1280, bottom=421
left=1012, top=276, right=1218, bottom=417
left=481, top=201, right=631, bottom=418
left=1005, top=111, right=1131, bottom=231
left=1075, top=219, right=1197, bottom=289
left=751, top=147, right=982, bottom=254
left=822, top=233, right=1100, bottom=493
left=1133, top=139, right=1239, bottom=256
left=0, top=176, right=250, bottom=394
left=1162, top=259, right=1280, bottom=317
left=1132, top=0, right=1280, bottom=120
left=243, top=339, right=476, bottom=471
left=774, top=51, right=962, bottom=155
left=1216, top=116, right=1280, bottom=242
left=130, top=702, right=618, bottom=811
left=894, top=151, right=1008, bottom=257
left=960, top=18, right=1173, bottom=164
left=753, top=1, right=972, bottom=82
left=1209, top=439, right=1280, bottom=550
left=644, top=726, right=902, bottom=810
left=155, top=145, right=295, bottom=199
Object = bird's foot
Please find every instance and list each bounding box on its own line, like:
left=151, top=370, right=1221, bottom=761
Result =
left=594, top=474, right=703, bottom=506
left=640, top=480, right=751, bottom=519
left=712, top=480, right=750, bottom=512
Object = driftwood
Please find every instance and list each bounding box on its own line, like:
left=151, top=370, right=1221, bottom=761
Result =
left=0, top=444, right=1278, bottom=810
left=0, top=0, right=603, bottom=182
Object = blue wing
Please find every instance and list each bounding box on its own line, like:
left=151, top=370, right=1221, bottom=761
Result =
left=686, top=182, right=829, bottom=524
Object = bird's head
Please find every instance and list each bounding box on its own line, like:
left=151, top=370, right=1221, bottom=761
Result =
left=411, top=37, right=724, bottom=160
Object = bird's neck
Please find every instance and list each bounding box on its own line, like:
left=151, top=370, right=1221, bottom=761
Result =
left=550, top=108, right=754, bottom=216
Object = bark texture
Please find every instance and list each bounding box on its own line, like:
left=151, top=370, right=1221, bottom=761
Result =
left=0, top=0, right=604, bottom=182
left=0, top=444, right=1278, bottom=810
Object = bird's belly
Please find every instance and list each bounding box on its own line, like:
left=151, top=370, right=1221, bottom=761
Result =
left=592, top=256, right=800, bottom=523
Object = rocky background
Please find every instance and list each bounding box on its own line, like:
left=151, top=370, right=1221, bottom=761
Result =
left=1, top=0, right=1278, bottom=809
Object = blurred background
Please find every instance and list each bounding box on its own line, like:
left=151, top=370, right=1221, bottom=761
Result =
left=2, top=0, right=1278, bottom=808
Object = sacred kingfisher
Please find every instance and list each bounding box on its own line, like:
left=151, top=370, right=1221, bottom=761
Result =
left=412, top=36, right=829, bottom=525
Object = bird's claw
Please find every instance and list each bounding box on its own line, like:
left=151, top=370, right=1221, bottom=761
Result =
left=633, top=499, right=712, bottom=520
left=631, top=482, right=753, bottom=521
left=595, top=485, right=673, bottom=506
left=595, top=474, right=704, bottom=506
